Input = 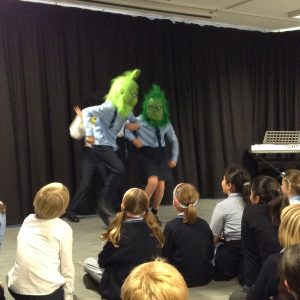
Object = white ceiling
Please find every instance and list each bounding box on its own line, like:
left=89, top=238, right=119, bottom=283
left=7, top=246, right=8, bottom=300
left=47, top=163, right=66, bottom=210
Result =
left=21, top=0, right=300, bottom=32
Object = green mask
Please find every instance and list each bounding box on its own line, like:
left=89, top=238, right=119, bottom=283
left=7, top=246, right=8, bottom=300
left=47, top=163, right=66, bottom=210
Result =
left=142, top=84, right=170, bottom=128
left=104, top=69, right=140, bottom=118
left=146, top=98, right=163, bottom=121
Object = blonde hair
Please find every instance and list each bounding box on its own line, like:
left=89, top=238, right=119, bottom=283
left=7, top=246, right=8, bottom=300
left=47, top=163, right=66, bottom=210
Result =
left=173, top=183, right=199, bottom=224
left=121, top=258, right=188, bottom=300
left=33, top=182, right=69, bottom=219
left=101, top=188, right=164, bottom=248
left=283, top=169, right=300, bottom=195
left=278, top=204, right=300, bottom=248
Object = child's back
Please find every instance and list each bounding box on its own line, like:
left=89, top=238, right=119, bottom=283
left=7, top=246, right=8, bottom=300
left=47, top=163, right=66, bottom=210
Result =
left=99, top=220, right=162, bottom=299
left=7, top=183, right=74, bottom=300
left=163, top=183, right=214, bottom=287
left=84, top=188, right=164, bottom=300
left=163, top=215, right=214, bottom=286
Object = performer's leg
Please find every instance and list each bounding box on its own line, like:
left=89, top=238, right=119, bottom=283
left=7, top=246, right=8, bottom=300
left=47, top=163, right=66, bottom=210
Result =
left=152, top=180, right=165, bottom=210
left=66, top=148, right=96, bottom=222
left=94, top=147, right=125, bottom=225
left=144, top=176, right=159, bottom=200
left=144, top=176, right=163, bottom=225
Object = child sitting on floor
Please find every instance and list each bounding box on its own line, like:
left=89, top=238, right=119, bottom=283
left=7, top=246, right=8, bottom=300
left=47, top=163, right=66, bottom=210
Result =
left=121, top=258, right=188, bottom=300
left=162, top=183, right=214, bottom=287
left=281, top=169, right=300, bottom=204
left=83, top=188, right=164, bottom=300
left=7, top=183, right=74, bottom=300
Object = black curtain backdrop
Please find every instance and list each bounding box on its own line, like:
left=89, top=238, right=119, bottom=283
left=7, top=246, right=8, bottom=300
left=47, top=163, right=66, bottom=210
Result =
left=1, top=1, right=300, bottom=224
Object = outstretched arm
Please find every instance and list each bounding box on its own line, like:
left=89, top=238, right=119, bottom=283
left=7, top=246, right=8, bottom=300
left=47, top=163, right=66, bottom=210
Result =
left=69, top=106, right=85, bottom=140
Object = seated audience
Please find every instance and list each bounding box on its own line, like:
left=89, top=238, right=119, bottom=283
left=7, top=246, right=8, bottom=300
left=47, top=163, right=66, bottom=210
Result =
left=83, top=188, right=163, bottom=300
left=210, top=165, right=251, bottom=280
left=7, top=183, right=74, bottom=300
left=241, top=176, right=289, bottom=289
left=281, top=169, right=300, bottom=204
left=247, top=204, right=300, bottom=300
left=162, top=183, right=214, bottom=286
left=278, top=244, right=300, bottom=300
left=121, top=258, right=188, bottom=300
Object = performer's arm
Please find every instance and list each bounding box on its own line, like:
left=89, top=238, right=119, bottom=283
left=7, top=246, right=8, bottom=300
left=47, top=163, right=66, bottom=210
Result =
left=82, top=105, right=103, bottom=144
left=124, top=115, right=143, bottom=148
left=69, top=106, right=85, bottom=140
left=165, top=124, right=179, bottom=168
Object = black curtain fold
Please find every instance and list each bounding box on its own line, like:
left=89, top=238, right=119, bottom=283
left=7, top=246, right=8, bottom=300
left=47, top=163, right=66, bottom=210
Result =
left=1, top=1, right=300, bottom=224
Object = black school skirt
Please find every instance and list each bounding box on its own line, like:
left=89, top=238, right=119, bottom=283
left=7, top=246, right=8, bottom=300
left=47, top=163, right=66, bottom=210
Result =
left=137, top=146, right=171, bottom=183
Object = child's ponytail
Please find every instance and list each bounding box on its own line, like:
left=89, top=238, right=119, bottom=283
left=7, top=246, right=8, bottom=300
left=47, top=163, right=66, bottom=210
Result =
left=144, top=211, right=164, bottom=248
left=101, top=211, right=126, bottom=247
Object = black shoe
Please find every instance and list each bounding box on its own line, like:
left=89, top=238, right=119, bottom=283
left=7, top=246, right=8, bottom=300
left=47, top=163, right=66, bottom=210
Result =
left=83, top=274, right=98, bottom=291
left=64, top=211, right=80, bottom=222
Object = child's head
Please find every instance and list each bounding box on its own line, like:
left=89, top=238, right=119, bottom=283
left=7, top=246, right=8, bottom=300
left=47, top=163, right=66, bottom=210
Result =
left=33, top=182, right=69, bottom=219
left=250, top=176, right=281, bottom=204
left=250, top=176, right=289, bottom=225
left=101, top=188, right=164, bottom=248
left=222, top=165, right=251, bottom=202
left=121, top=259, right=188, bottom=300
left=279, top=244, right=300, bottom=300
left=278, top=204, right=300, bottom=248
left=281, top=169, right=300, bottom=198
left=173, top=183, right=199, bottom=224
left=121, top=188, right=149, bottom=217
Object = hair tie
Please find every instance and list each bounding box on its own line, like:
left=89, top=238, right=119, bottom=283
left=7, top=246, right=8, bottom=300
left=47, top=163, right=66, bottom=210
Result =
left=243, top=181, right=250, bottom=187
left=126, top=211, right=145, bottom=219
left=174, top=198, right=198, bottom=209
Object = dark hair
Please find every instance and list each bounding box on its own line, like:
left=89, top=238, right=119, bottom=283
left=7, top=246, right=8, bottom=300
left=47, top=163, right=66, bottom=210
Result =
left=278, top=244, right=300, bottom=300
left=79, top=91, right=103, bottom=109
left=224, top=165, right=251, bottom=203
left=251, top=176, right=289, bottom=226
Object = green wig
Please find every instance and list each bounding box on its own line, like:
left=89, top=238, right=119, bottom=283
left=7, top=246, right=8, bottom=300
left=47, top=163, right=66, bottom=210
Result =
left=104, top=69, right=141, bottom=118
left=142, top=84, right=170, bottom=128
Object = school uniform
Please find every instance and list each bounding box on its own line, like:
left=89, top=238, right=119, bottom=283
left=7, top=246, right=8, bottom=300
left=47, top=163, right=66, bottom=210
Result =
left=7, top=215, right=74, bottom=300
left=97, top=219, right=161, bottom=300
left=67, top=115, right=106, bottom=220
left=125, top=115, right=179, bottom=183
left=162, top=214, right=214, bottom=287
left=241, top=203, right=281, bottom=288
left=82, top=102, right=137, bottom=218
left=289, top=194, right=300, bottom=204
left=247, top=252, right=282, bottom=300
left=210, top=193, right=245, bottom=280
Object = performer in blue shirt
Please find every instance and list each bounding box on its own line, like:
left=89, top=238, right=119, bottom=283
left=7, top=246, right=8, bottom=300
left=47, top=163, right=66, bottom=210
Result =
left=125, top=84, right=179, bottom=225
left=68, top=69, right=140, bottom=226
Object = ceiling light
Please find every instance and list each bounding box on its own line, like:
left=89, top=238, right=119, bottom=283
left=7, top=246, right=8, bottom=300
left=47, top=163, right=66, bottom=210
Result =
left=288, top=9, right=300, bottom=19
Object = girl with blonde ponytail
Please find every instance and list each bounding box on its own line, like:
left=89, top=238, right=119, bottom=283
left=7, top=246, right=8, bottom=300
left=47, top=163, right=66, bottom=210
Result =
left=83, top=188, right=163, bottom=300
left=162, top=183, right=214, bottom=287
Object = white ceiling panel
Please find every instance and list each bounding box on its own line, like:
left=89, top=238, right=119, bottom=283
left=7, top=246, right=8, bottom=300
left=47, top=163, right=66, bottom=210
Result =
left=20, top=0, right=300, bottom=31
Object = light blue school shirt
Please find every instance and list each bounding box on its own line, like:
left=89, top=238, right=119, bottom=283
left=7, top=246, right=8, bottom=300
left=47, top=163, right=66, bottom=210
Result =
left=289, top=195, right=300, bottom=204
left=125, top=115, right=179, bottom=162
left=82, top=101, right=136, bottom=151
left=0, top=212, right=6, bottom=247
